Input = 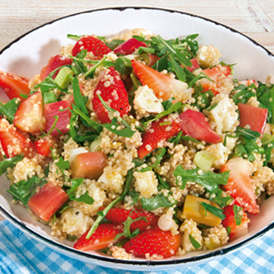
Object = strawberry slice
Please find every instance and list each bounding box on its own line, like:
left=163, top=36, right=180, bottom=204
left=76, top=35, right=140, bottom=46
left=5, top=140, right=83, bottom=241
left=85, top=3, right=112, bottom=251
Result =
left=222, top=204, right=249, bottom=240
left=40, top=55, right=72, bottom=81
left=35, top=135, right=59, bottom=157
left=0, top=118, right=36, bottom=158
left=92, top=67, right=130, bottom=123
left=0, top=71, right=30, bottom=101
left=114, top=37, right=147, bottom=55
left=200, top=65, right=232, bottom=95
left=124, top=226, right=181, bottom=258
left=71, top=36, right=111, bottom=59
left=179, top=109, right=221, bottom=143
left=238, top=103, right=268, bottom=137
left=14, top=92, right=45, bottom=133
left=73, top=223, right=123, bottom=251
left=104, top=208, right=158, bottom=232
left=131, top=59, right=192, bottom=102
left=138, top=116, right=181, bottom=159
left=186, top=58, right=200, bottom=72
left=221, top=157, right=259, bottom=214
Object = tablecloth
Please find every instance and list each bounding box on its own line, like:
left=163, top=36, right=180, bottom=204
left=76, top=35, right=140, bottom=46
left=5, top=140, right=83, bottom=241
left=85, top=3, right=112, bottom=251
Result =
left=0, top=220, right=274, bottom=274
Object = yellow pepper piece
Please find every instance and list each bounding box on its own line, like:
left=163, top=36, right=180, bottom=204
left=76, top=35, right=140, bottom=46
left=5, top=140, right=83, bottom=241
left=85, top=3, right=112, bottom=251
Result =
left=181, top=195, right=222, bottom=227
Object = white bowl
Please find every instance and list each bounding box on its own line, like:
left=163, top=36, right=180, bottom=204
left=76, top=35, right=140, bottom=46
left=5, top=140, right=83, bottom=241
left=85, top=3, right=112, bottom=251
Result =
left=1, top=7, right=274, bottom=271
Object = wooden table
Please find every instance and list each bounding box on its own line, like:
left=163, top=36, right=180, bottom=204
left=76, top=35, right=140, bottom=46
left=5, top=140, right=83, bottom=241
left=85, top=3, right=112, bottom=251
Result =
left=0, top=1, right=273, bottom=222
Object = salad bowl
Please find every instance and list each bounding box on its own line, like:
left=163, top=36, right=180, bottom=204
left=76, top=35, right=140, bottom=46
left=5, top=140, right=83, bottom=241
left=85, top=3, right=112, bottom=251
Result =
left=0, top=7, right=274, bottom=271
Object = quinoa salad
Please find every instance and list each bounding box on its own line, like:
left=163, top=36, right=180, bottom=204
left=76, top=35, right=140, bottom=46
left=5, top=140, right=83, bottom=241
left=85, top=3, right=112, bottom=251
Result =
left=0, top=28, right=274, bottom=260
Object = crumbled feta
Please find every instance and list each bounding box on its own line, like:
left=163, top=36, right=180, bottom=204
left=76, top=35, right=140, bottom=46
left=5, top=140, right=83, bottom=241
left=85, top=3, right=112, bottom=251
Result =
left=196, top=45, right=222, bottom=68
left=205, top=143, right=230, bottom=169
left=133, top=85, right=164, bottom=114
left=134, top=165, right=158, bottom=198
left=206, top=94, right=239, bottom=134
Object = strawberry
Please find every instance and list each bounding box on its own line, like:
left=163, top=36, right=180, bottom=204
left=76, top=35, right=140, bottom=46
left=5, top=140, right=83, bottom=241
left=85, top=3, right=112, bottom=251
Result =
left=35, top=135, right=59, bottom=157
left=73, top=223, right=123, bottom=251
left=199, top=65, right=232, bottom=95
left=123, top=226, right=181, bottom=258
left=104, top=208, right=158, bottom=232
left=131, top=59, right=192, bottom=102
left=238, top=103, right=268, bottom=137
left=186, top=58, right=200, bottom=72
left=92, top=67, right=130, bottom=123
left=14, top=92, right=45, bottom=133
left=0, top=71, right=30, bottom=101
left=40, top=55, right=72, bottom=81
left=222, top=204, right=249, bottom=240
left=179, top=109, right=221, bottom=144
left=138, top=116, right=181, bottom=159
left=221, top=157, right=259, bottom=214
left=71, top=36, right=111, bottom=59
left=0, top=118, right=36, bottom=158
left=114, top=37, right=147, bottom=55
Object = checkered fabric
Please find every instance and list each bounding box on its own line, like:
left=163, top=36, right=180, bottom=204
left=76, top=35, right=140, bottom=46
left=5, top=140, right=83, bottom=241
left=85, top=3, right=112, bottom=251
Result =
left=1, top=220, right=274, bottom=274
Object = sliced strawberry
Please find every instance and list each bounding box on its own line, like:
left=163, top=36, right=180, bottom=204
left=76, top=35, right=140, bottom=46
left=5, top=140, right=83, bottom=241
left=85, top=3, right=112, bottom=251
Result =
left=124, top=226, right=181, bottom=258
left=104, top=208, right=158, bottom=232
left=14, top=92, right=45, bottom=133
left=71, top=36, right=111, bottom=59
left=179, top=109, right=221, bottom=143
left=222, top=204, right=249, bottom=240
left=28, top=182, right=69, bottom=222
left=92, top=67, right=130, bottom=123
left=186, top=58, right=200, bottom=72
left=138, top=116, right=181, bottom=159
left=221, top=157, right=259, bottom=214
left=131, top=59, right=192, bottom=102
left=35, top=135, right=59, bottom=157
left=199, top=65, right=232, bottom=95
left=0, top=118, right=36, bottom=158
left=238, top=103, right=268, bottom=137
left=73, top=223, right=123, bottom=251
left=44, top=100, right=72, bottom=136
left=40, top=55, right=72, bottom=81
left=114, top=38, right=147, bottom=55
left=0, top=71, right=30, bottom=101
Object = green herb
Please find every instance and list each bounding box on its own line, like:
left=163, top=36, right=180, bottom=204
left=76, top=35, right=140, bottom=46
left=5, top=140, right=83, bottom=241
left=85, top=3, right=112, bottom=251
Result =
left=67, top=34, right=83, bottom=40
left=181, top=136, right=202, bottom=144
left=7, top=176, right=47, bottom=205
left=84, top=56, right=110, bottom=78
left=140, top=148, right=166, bottom=172
left=156, top=173, right=170, bottom=189
left=0, top=99, right=20, bottom=123
left=189, top=234, right=201, bottom=249
left=56, top=156, right=70, bottom=176
left=233, top=204, right=243, bottom=226
left=0, top=155, right=23, bottom=176
left=114, top=57, right=132, bottom=75
left=200, top=202, right=226, bottom=220
left=168, top=131, right=183, bottom=145
left=105, top=39, right=125, bottom=50
left=226, top=226, right=232, bottom=236
left=86, top=169, right=134, bottom=239
left=233, top=84, right=256, bottom=105
left=127, top=190, right=140, bottom=205
left=152, top=54, right=169, bottom=72
left=169, top=54, right=186, bottom=81
left=174, top=166, right=229, bottom=193
left=141, top=193, right=175, bottom=211
left=143, top=101, right=183, bottom=128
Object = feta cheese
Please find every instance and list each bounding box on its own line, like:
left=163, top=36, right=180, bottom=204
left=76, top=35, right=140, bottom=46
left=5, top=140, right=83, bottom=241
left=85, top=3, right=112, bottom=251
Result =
left=206, top=94, right=239, bottom=134
left=134, top=165, right=158, bottom=198
left=133, top=85, right=164, bottom=114
left=196, top=45, right=222, bottom=68
left=205, top=143, right=230, bottom=169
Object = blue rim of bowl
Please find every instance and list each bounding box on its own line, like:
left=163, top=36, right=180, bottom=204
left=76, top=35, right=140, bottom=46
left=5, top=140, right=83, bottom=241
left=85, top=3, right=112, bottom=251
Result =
left=0, top=6, right=274, bottom=267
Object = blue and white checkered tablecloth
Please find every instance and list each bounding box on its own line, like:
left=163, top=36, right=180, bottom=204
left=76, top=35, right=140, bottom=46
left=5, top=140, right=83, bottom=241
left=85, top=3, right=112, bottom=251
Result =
left=1, top=220, right=274, bottom=274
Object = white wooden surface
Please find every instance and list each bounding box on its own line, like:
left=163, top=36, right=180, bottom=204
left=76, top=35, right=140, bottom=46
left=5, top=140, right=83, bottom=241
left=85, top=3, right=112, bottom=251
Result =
left=0, top=0, right=273, bottom=221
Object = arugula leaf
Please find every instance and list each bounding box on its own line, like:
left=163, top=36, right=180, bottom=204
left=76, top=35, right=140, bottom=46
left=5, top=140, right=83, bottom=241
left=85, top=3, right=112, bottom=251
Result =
left=169, top=54, right=186, bottom=81
left=127, top=190, right=140, bottom=205
left=7, top=176, right=47, bottom=205
left=191, top=87, right=214, bottom=111
left=105, top=39, right=125, bottom=50
left=0, top=155, right=23, bottom=176
left=56, top=157, right=70, bottom=176
left=233, top=204, right=243, bottom=226
left=143, top=101, right=183, bottom=128
left=233, top=84, right=256, bottom=105
left=199, top=202, right=226, bottom=220
left=70, top=191, right=94, bottom=204
left=168, top=131, right=183, bottom=145
left=181, top=136, right=202, bottom=144
left=0, top=99, right=20, bottom=123
left=174, top=166, right=229, bottom=193
left=141, top=193, right=175, bottom=211
left=67, top=34, right=83, bottom=40
left=180, top=34, right=199, bottom=56
left=152, top=54, right=169, bottom=72
left=189, top=234, right=201, bottom=249
left=140, top=148, right=166, bottom=172
left=157, top=173, right=170, bottom=189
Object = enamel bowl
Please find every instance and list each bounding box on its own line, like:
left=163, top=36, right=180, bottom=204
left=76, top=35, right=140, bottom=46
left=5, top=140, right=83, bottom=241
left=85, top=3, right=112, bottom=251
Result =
left=1, top=7, right=274, bottom=271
